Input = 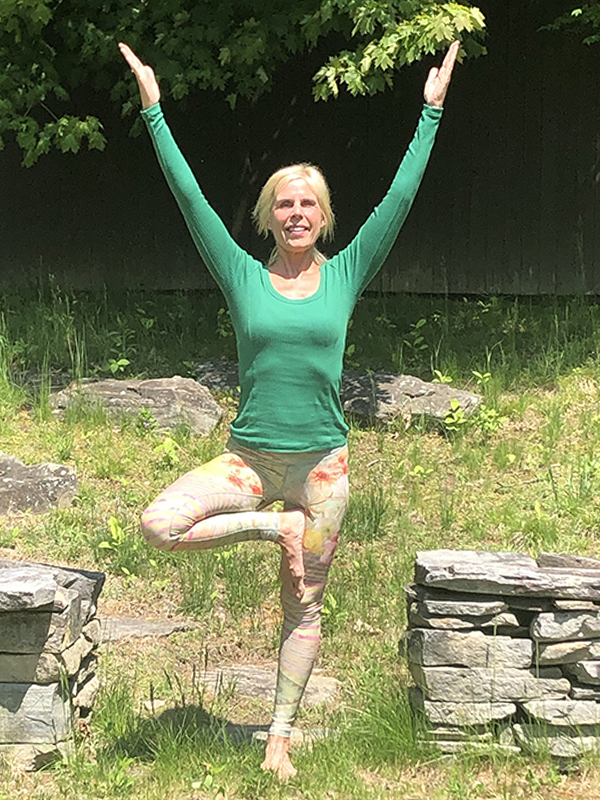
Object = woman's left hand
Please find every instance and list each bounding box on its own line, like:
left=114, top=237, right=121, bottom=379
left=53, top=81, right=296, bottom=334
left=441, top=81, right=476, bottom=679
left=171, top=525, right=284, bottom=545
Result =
left=424, top=40, right=460, bottom=108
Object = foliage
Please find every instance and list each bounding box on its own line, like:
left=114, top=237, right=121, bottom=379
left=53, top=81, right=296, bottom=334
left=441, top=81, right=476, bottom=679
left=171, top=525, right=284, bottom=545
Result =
left=0, top=0, right=485, bottom=164
left=545, top=2, right=600, bottom=44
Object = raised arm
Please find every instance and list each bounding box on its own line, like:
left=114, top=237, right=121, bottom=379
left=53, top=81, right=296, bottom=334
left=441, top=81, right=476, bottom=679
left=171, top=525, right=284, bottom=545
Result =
left=337, top=41, right=459, bottom=295
left=118, top=43, right=252, bottom=292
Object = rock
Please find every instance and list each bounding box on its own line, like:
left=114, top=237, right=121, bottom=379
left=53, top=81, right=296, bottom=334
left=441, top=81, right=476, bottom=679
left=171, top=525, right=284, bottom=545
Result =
left=523, top=699, right=600, bottom=726
left=0, top=570, right=57, bottom=611
left=538, top=553, right=600, bottom=570
left=0, top=653, right=61, bottom=684
left=480, top=612, right=522, bottom=629
left=415, top=550, right=600, bottom=600
left=531, top=610, right=600, bottom=642
left=554, top=599, right=600, bottom=611
left=405, top=583, right=508, bottom=617
left=61, top=634, right=94, bottom=677
left=0, top=454, right=77, bottom=514
left=537, top=640, right=600, bottom=665
left=0, top=561, right=104, bottom=625
left=514, top=722, right=600, bottom=757
left=50, top=376, right=223, bottom=436
left=0, top=740, right=73, bottom=771
left=99, top=616, right=198, bottom=642
left=408, top=688, right=516, bottom=725
left=565, top=661, right=600, bottom=685
left=82, top=618, right=102, bottom=646
left=341, top=371, right=482, bottom=423
left=73, top=674, right=100, bottom=709
left=0, top=683, right=71, bottom=744
left=409, top=664, right=570, bottom=702
left=404, top=629, right=533, bottom=669
left=570, top=685, right=600, bottom=700
left=198, top=664, right=340, bottom=707
left=427, top=740, right=521, bottom=755
left=408, top=603, right=524, bottom=633
left=196, top=359, right=239, bottom=394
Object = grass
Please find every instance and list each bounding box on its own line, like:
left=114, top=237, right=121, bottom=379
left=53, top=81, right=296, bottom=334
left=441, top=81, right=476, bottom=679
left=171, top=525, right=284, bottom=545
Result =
left=4, top=286, right=600, bottom=797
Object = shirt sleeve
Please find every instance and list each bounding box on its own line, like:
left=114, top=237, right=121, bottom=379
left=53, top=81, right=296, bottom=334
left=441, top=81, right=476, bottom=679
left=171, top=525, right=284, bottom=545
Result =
left=141, top=103, right=253, bottom=293
left=336, top=104, right=443, bottom=296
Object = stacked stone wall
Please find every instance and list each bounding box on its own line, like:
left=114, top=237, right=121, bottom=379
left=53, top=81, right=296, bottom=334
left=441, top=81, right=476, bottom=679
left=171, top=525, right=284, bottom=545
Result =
left=0, top=560, right=104, bottom=769
left=405, top=550, right=600, bottom=756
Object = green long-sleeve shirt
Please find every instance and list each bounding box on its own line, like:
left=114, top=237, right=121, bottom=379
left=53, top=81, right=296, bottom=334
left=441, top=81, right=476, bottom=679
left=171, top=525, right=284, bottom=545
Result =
left=142, top=103, right=443, bottom=451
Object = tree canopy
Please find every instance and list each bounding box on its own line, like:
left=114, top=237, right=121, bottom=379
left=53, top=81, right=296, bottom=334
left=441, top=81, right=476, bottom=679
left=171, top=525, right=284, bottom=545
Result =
left=0, top=0, right=486, bottom=166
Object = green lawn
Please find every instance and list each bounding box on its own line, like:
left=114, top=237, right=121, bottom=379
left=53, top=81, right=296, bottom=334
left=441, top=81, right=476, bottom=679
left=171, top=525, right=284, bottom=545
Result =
left=2, top=289, right=600, bottom=799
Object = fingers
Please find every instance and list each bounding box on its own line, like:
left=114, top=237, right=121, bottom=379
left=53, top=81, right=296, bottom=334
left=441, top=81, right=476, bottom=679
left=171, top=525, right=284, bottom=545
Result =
left=439, top=40, right=460, bottom=82
left=118, top=42, right=143, bottom=74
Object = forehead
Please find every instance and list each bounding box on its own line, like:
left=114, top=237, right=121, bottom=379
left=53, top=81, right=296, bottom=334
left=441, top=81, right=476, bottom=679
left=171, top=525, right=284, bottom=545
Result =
left=274, top=177, right=317, bottom=201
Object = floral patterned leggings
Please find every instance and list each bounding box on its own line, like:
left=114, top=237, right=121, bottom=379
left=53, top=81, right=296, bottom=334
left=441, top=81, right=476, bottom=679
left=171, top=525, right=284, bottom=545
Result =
left=141, top=439, right=349, bottom=738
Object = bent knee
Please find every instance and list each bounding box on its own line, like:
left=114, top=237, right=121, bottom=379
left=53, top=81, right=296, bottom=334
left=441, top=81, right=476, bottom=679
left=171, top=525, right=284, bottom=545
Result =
left=140, top=504, right=180, bottom=550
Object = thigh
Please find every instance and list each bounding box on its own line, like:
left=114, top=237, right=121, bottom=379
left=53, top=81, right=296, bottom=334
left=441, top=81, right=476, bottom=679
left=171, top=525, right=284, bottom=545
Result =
left=142, top=451, right=265, bottom=535
left=284, top=446, right=349, bottom=571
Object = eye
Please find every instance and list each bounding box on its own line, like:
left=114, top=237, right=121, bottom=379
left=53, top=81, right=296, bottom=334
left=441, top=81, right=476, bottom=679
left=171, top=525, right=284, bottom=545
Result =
left=301, top=199, right=316, bottom=207
left=276, top=199, right=293, bottom=209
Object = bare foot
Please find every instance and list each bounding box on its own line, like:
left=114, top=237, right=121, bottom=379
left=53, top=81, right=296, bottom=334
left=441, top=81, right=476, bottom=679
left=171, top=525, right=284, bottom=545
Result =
left=261, top=734, right=297, bottom=781
left=277, top=510, right=305, bottom=599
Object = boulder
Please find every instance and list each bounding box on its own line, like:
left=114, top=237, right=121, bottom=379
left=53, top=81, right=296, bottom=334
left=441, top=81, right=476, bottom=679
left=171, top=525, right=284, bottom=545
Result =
left=341, top=371, right=482, bottom=423
left=0, top=453, right=76, bottom=514
left=50, top=376, right=223, bottom=436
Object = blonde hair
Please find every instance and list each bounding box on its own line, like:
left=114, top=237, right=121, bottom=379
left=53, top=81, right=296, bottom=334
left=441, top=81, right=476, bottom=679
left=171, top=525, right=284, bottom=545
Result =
left=252, top=163, right=335, bottom=265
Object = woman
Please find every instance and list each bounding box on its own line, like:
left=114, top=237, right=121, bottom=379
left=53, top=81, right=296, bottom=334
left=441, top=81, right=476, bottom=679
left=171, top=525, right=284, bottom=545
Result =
left=120, top=40, right=459, bottom=781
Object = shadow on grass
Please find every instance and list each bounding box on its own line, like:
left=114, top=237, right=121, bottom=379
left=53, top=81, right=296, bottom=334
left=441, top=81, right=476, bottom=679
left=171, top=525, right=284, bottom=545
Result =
left=99, top=701, right=269, bottom=763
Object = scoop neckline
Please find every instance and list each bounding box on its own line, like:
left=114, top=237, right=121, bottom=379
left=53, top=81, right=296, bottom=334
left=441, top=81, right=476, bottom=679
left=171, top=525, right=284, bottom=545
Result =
left=262, top=263, right=325, bottom=304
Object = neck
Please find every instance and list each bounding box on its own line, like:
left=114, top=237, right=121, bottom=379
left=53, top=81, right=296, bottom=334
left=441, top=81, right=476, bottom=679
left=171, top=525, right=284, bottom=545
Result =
left=270, top=247, right=317, bottom=278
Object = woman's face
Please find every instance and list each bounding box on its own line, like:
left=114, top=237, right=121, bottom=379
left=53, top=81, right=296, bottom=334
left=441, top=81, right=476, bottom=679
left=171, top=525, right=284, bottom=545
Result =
left=268, top=178, right=325, bottom=255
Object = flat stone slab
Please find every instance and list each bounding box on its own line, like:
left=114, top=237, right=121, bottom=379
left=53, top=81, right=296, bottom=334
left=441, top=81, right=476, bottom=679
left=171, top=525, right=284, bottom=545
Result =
left=538, top=552, right=600, bottom=570
left=408, top=688, right=516, bottom=725
left=415, top=550, right=600, bottom=600
left=523, top=699, right=600, bottom=726
left=570, top=685, right=600, bottom=700
left=531, top=610, right=600, bottom=642
left=0, top=454, right=77, bottom=514
left=340, top=371, right=483, bottom=423
left=514, top=722, right=600, bottom=758
left=0, top=570, right=57, bottom=611
left=100, top=616, right=199, bottom=642
left=537, top=640, right=600, bottom=665
left=409, top=664, right=570, bottom=702
left=0, top=683, right=70, bottom=744
left=404, top=629, right=533, bottom=669
left=405, top=583, right=508, bottom=617
left=50, top=376, right=223, bottom=436
left=0, top=654, right=61, bottom=684
left=0, top=561, right=104, bottom=626
left=198, top=664, right=340, bottom=707
left=408, top=603, right=523, bottom=633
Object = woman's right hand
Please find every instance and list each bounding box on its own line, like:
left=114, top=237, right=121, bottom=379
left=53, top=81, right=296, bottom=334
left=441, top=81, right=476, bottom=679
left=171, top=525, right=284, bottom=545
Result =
left=119, top=42, right=160, bottom=110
